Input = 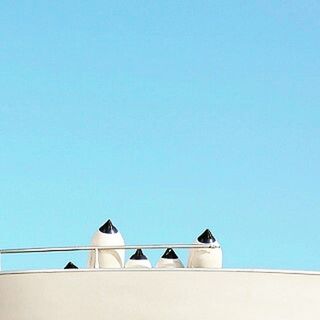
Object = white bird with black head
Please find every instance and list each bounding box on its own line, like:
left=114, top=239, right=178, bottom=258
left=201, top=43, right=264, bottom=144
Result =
left=188, top=229, right=222, bottom=268
left=88, top=219, right=125, bottom=268
left=64, top=261, right=78, bottom=269
left=125, top=249, right=152, bottom=269
left=156, top=248, right=184, bottom=268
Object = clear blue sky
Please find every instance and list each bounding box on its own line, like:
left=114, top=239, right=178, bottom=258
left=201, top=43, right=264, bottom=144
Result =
left=0, top=1, right=319, bottom=271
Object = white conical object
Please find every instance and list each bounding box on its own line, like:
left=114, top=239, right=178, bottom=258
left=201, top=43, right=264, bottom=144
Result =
left=125, top=249, right=152, bottom=269
left=188, top=229, right=222, bottom=268
left=156, top=248, right=184, bottom=268
left=88, top=219, right=125, bottom=268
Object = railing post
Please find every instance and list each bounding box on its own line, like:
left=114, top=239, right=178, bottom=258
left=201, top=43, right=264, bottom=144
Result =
left=94, top=248, right=100, bottom=269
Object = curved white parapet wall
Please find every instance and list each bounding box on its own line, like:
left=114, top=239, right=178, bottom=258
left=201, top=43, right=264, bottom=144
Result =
left=0, top=269, right=320, bottom=320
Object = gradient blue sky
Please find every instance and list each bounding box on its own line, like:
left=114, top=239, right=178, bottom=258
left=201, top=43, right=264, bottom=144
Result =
left=0, top=1, right=319, bottom=271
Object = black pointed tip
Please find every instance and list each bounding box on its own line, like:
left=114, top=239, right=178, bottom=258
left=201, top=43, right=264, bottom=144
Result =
left=130, top=248, right=148, bottom=260
left=197, top=228, right=216, bottom=243
left=99, top=219, right=118, bottom=234
left=64, top=262, right=78, bottom=269
left=162, top=248, right=178, bottom=259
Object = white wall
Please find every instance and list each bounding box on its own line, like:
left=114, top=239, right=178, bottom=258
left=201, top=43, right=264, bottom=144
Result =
left=0, top=269, right=319, bottom=320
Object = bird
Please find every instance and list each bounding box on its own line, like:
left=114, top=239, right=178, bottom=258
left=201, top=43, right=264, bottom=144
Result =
left=88, top=219, right=125, bottom=268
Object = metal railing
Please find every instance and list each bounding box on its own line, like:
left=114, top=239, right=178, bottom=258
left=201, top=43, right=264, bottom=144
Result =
left=0, top=243, right=220, bottom=271
left=0, top=243, right=219, bottom=255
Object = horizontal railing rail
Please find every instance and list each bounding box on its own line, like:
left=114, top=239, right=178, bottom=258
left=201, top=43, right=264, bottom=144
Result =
left=0, top=243, right=219, bottom=255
